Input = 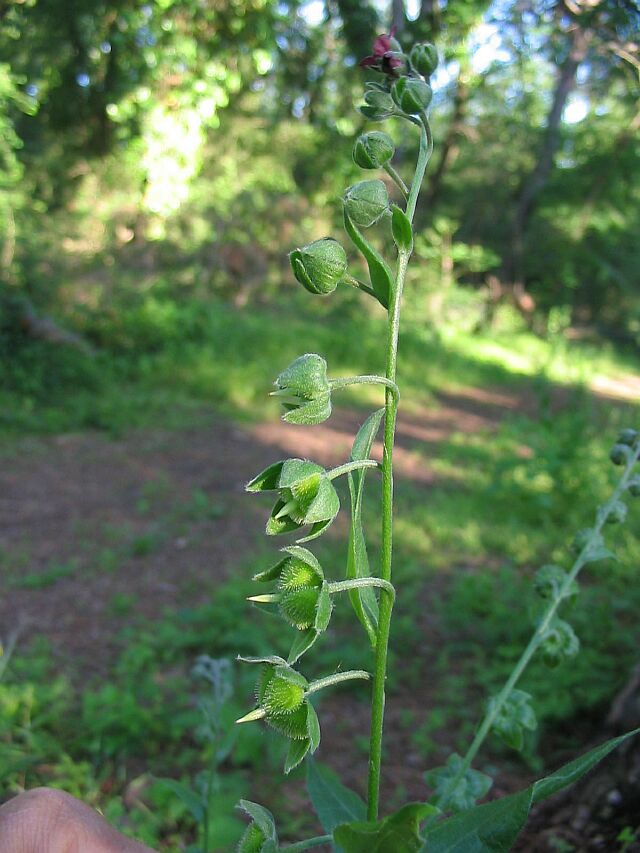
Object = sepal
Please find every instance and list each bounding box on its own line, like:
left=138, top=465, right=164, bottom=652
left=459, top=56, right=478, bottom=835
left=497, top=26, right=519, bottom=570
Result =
left=289, top=238, right=348, bottom=295
left=425, top=753, right=492, bottom=813
left=488, top=689, right=537, bottom=751
left=343, top=180, right=390, bottom=228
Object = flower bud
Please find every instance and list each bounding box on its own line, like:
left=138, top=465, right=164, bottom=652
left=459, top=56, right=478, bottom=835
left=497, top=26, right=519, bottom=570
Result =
left=391, top=76, right=432, bottom=114
left=352, top=131, right=395, bottom=170
left=253, top=547, right=330, bottom=632
left=343, top=180, right=390, bottom=228
left=627, top=476, right=640, bottom=497
left=618, top=428, right=638, bottom=447
left=272, top=354, right=331, bottom=425
left=289, top=238, right=347, bottom=295
left=410, top=43, right=439, bottom=77
left=610, top=443, right=631, bottom=466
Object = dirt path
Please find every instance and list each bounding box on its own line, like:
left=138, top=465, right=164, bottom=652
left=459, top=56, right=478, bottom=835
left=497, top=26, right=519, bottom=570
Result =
left=0, top=385, right=526, bottom=675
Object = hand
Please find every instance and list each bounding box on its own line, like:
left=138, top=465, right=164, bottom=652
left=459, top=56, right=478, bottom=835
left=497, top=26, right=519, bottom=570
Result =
left=0, top=788, right=155, bottom=853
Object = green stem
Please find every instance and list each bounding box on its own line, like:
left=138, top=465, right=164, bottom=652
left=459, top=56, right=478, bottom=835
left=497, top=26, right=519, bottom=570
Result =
left=341, top=273, right=377, bottom=298
left=327, top=459, right=380, bottom=480
left=282, top=835, right=333, bottom=851
left=328, top=577, right=396, bottom=598
left=330, top=375, right=400, bottom=403
left=383, top=162, right=409, bottom=198
left=366, top=117, right=432, bottom=822
left=434, top=442, right=640, bottom=813
left=306, top=670, right=370, bottom=696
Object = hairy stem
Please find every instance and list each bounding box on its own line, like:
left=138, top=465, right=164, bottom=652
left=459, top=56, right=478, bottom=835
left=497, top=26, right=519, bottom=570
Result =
left=306, top=670, right=370, bottom=695
left=330, top=374, right=400, bottom=403
left=282, top=835, right=333, bottom=851
left=328, top=577, right=396, bottom=598
left=366, top=117, right=432, bottom=821
left=434, top=443, right=640, bottom=812
left=327, top=459, right=380, bottom=480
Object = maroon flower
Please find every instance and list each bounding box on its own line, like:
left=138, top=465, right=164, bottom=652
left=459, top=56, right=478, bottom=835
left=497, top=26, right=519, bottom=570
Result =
left=359, top=26, right=404, bottom=75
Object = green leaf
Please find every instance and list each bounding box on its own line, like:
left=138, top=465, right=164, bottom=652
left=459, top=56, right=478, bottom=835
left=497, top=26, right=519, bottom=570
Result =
left=307, top=760, right=366, bottom=846
left=425, top=754, right=492, bottom=814
left=347, top=409, right=384, bottom=646
left=334, top=802, right=438, bottom=853
left=284, top=737, right=311, bottom=774
left=287, top=628, right=319, bottom=664
left=422, top=728, right=640, bottom=852
left=488, top=690, right=537, bottom=752
left=237, top=799, right=278, bottom=841
left=391, top=205, right=413, bottom=252
left=156, top=778, right=205, bottom=823
left=343, top=208, right=393, bottom=308
left=246, top=461, right=285, bottom=492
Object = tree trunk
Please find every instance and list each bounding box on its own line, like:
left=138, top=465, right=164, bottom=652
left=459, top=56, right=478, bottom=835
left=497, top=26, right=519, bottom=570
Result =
left=508, top=15, right=590, bottom=305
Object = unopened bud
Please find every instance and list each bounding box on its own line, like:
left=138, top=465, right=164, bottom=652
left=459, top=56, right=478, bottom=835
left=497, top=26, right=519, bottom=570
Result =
left=353, top=131, right=395, bottom=170
left=343, top=180, right=390, bottom=228
left=391, top=76, right=432, bottom=114
left=289, top=238, right=347, bottom=295
left=410, top=43, right=439, bottom=77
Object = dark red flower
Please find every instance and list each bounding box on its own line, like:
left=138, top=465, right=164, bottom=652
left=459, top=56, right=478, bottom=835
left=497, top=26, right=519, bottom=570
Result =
left=359, top=27, right=403, bottom=74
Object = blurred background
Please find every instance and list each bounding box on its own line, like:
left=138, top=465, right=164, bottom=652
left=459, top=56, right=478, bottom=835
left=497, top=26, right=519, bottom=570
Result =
left=1, top=0, right=639, bottom=849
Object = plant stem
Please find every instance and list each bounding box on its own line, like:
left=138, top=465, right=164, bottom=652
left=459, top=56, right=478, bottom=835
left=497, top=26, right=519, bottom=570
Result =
left=330, top=375, right=400, bottom=403
left=327, top=459, right=380, bottom=480
left=341, top=273, right=377, bottom=297
left=366, top=117, right=432, bottom=821
left=282, top=835, right=333, bottom=851
left=434, top=443, right=640, bottom=812
left=328, top=577, right=396, bottom=598
left=306, top=670, right=370, bottom=695
left=383, top=162, right=409, bottom=198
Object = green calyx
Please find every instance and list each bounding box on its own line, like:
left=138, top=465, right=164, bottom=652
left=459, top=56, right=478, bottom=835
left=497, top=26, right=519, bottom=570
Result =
left=258, top=664, right=308, bottom=716
left=246, top=459, right=340, bottom=541
left=272, top=354, right=331, bottom=425
left=237, top=823, right=267, bottom=853
left=391, top=76, right=432, bottom=114
left=540, top=618, right=580, bottom=668
left=343, top=180, right=390, bottom=228
left=253, top=547, right=329, bottom=631
left=410, top=43, right=438, bottom=77
left=289, top=238, right=347, bottom=295
left=353, top=131, right=395, bottom=170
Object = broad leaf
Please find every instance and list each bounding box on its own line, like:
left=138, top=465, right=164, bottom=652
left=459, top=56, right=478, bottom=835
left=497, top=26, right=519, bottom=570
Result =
left=307, top=760, right=366, bottom=851
left=334, top=802, right=438, bottom=853
left=346, top=409, right=384, bottom=645
left=343, top=208, right=393, bottom=308
left=422, top=728, right=640, bottom=852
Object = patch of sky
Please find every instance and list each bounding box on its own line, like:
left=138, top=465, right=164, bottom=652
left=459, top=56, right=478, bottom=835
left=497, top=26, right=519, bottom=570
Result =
left=76, top=72, right=90, bottom=88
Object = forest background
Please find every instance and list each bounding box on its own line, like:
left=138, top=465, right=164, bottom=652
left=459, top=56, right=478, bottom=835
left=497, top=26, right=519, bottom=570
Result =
left=1, top=0, right=640, bottom=850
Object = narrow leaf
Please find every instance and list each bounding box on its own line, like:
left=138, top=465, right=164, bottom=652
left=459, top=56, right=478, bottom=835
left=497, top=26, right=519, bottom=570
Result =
left=391, top=205, right=413, bottom=252
left=343, top=208, right=393, bottom=308
left=347, top=409, right=384, bottom=645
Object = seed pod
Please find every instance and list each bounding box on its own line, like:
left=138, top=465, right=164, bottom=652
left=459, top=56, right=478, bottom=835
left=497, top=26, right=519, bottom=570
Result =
left=391, top=76, right=432, bottom=114
left=410, top=43, right=439, bottom=77
left=343, top=180, right=390, bottom=228
left=246, top=459, right=340, bottom=541
left=289, top=238, right=347, bottom=295
left=353, top=131, right=395, bottom=170
left=627, top=476, right=640, bottom=497
left=259, top=665, right=307, bottom=715
left=363, top=89, right=396, bottom=112
left=272, top=354, right=331, bottom=425
left=541, top=619, right=580, bottom=668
